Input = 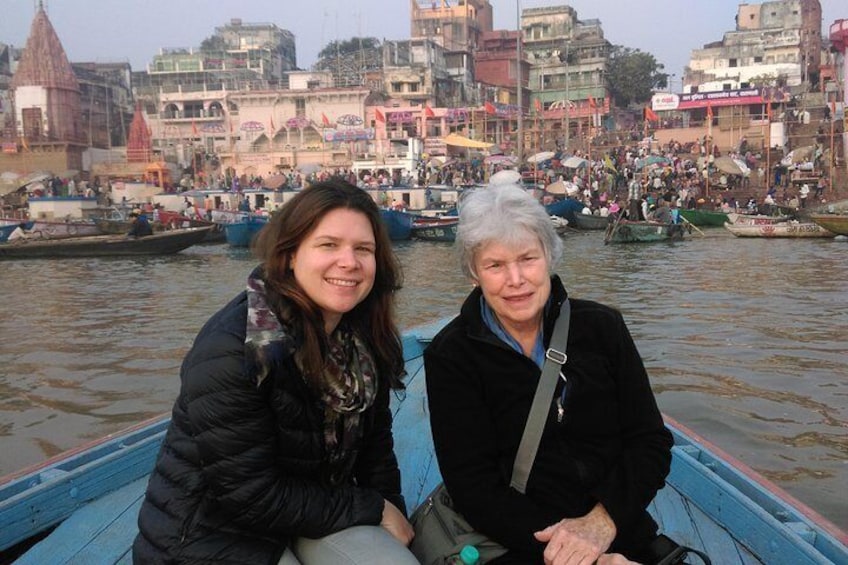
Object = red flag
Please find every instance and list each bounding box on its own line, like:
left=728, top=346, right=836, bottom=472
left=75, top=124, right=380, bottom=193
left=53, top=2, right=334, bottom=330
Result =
left=706, top=103, right=713, bottom=120
left=424, top=105, right=435, bottom=118
left=644, top=107, right=659, bottom=122
left=766, top=103, right=772, bottom=120
left=588, top=95, right=597, bottom=109
left=321, top=112, right=331, bottom=127
left=229, top=118, right=234, bottom=133
left=534, top=98, right=542, bottom=112
left=375, top=108, right=386, bottom=122
left=484, top=101, right=497, bottom=115
left=270, top=115, right=275, bottom=132
left=191, top=120, right=198, bottom=136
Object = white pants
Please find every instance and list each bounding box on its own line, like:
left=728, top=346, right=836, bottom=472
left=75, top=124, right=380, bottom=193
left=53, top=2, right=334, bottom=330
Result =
left=278, top=525, right=418, bottom=565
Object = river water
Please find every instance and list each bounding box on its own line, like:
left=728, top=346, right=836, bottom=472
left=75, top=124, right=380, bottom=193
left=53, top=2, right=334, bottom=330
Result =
left=0, top=230, right=845, bottom=529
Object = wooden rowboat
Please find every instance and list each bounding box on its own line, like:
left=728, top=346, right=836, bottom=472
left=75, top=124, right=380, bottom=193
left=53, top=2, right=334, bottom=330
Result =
left=724, top=222, right=835, bottom=238
left=725, top=213, right=791, bottom=226
left=605, top=220, right=687, bottom=244
left=1, top=319, right=846, bottom=564
left=0, top=227, right=213, bottom=259
left=570, top=213, right=610, bottom=230
left=411, top=216, right=458, bottom=242
left=678, top=209, right=729, bottom=227
left=808, top=213, right=848, bottom=236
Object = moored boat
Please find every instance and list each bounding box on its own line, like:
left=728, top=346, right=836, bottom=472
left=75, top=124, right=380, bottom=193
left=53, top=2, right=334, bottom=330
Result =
left=605, top=220, right=687, bottom=244
left=725, top=213, right=791, bottom=226
left=410, top=216, right=458, bottom=242
left=808, top=213, right=848, bottom=236
left=0, top=227, right=213, bottom=259
left=678, top=208, right=729, bottom=227
left=724, top=221, right=835, bottom=238
left=1, top=319, right=846, bottom=564
left=223, top=216, right=268, bottom=247
left=571, top=213, right=610, bottom=230
left=380, top=208, right=415, bottom=241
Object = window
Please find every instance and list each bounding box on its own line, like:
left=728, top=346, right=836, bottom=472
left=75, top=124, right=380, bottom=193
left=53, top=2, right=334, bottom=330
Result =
left=754, top=56, right=763, bottom=63
left=729, top=58, right=738, bottom=67
left=391, top=82, right=403, bottom=93
left=295, top=98, right=305, bottom=118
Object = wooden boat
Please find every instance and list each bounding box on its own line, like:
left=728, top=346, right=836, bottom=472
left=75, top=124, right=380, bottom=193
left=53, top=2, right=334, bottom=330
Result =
left=411, top=216, right=458, bottom=242
left=223, top=216, right=268, bottom=247
left=380, top=208, right=415, bottom=241
left=724, top=222, right=836, bottom=238
left=808, top=213, right=848, bottom=236
left=571, top=213, right=610, bottom=230
left=1, top=319, right=846, bottom=564
left=605, top=220, right=686, bottom=245
left=155, top=210, right=226, bottom=243
left=1, top=217, right=101, bottom=238
left=0, top=222, right=34, bottom=242
left=0, top=227, right=213, bottom=259
left=725, top=213, right=791, bottom=226
left=678, top=209, right=729, bottom=227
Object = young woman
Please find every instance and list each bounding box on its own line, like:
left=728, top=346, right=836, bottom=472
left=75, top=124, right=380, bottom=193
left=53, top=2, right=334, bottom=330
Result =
left=133, top=179, right=416, bottom=564
left=424, top=183, right=673, bottom=564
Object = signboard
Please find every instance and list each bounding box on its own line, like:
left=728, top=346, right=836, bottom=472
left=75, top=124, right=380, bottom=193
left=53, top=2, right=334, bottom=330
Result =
left=677, top=88, right=764, bottom=110
left=322, top=128, right=375, bottom=142
left=387, top=111, right=416, bottom=124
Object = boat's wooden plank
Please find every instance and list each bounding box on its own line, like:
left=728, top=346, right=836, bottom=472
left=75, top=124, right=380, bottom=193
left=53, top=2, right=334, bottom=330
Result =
left=393, top=353, right=440, bottom=511
left=651, top=478, right=703, bottom=549
left=668, top=447, right=829, bottom=565
left=686, top=495, right=762, bottom=565
left=14, top=477, right=147, bottom=565
left=0, top=433, right=163, bottom=552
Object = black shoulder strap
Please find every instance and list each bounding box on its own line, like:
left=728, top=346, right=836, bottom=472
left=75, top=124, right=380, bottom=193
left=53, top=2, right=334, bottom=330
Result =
left=510, top=299, right=570, bottom=494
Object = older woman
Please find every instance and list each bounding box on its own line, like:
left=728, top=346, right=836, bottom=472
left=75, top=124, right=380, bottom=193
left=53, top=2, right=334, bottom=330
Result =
left=424, top=183, right=673, bottom=564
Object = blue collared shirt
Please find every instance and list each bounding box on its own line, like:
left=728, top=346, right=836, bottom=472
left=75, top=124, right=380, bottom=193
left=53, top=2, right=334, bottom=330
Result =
left=480, top=296, right=548, bottom=369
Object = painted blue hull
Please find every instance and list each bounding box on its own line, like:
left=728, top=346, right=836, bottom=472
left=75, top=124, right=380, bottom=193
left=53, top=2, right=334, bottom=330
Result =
left=380, top=209, right=415, bottom=241
left=0, top=221, right=34, bottom=242
left=1, top=318, right=846, bottom=564
left=223, top=217, right=268, bottom=247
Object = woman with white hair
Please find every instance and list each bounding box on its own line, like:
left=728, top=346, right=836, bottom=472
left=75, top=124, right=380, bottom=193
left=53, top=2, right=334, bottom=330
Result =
left=424, top=183, right=673, bottom=564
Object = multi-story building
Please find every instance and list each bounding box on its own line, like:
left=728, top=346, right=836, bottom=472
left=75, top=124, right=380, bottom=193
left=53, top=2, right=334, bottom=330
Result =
left=685, top=0, right=822, bottom=91
left=410, top=0, right=492, bottom=106
left=72, top=62, right=134, bottom=149
left=133, top=18, right=296, bottom=98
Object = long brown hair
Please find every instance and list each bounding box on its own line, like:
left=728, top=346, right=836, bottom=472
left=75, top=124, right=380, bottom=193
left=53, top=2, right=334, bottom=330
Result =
left=252, top=179, right=405, bottom=389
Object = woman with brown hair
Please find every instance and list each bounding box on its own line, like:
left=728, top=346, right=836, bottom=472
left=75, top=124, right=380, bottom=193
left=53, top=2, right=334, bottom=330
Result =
left=133, top=179, right=416, bottom=564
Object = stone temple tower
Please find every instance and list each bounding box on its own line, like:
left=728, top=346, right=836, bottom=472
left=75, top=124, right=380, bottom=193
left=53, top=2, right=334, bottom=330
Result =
left=10, top=1, right=82, bottom=145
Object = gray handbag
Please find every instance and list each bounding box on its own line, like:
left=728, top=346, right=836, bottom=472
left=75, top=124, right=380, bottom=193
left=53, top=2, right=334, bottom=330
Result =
left=410, top=300, right=571, bottom=565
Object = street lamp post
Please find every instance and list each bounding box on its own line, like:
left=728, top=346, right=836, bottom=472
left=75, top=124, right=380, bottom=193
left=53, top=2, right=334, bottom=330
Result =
left=516, top=0, right=523, bottom=163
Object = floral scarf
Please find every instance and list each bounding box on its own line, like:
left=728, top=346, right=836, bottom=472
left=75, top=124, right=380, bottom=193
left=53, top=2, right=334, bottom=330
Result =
left=244, top=267, right=377, bottom=483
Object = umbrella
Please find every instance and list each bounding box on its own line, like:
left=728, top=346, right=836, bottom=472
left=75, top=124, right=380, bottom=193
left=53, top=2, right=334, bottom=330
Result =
left=526, top=151, right=555, bottom=164
left=19, top=171, right=51, bottom=186
left=297, top=163, right=322, bottom=175
left=636, top=155, right=671, bottom=170
left=1, top=171, right=21, bottom=182
left=788, top=145, right=815, bottom=164
left=262, top=174, right=288, bottom=190
left=713, top=156, right=744, bottom=176
left=732, top=158, right=751, bottom=177
left=489, top=170, right=522, bottom=185
left=562, top=156, right=589, bottom=169
left=545, top=180, right=579, bottom=195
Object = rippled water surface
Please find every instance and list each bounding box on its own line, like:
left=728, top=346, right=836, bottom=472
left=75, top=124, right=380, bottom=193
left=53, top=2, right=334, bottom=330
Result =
left=0, top=231, right=845, bottom=528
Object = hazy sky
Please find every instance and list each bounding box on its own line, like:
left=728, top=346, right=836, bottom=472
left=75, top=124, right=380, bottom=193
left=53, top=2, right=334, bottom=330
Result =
left=2, top=0, right=844, bottom=87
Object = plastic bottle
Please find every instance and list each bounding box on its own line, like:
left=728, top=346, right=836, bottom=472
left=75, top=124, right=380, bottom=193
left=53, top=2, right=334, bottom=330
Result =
left=453, top=544, right=479, bottom=565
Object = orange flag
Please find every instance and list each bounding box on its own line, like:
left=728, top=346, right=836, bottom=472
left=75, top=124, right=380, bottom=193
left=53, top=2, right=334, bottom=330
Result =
left=270, top=115, right=276, bottom=132
left=644, top=107, right=659, bottom=122
left=191, top=120, right=199, bottom=136
left=424, top=105, right=435, bottom=118
left=321, top=112, right=331, bottom=127
left=534, top=98, right=542, bottom=113
left=588, top=95, right=597, bottom=109
left=706, top=103, right=713, bottom=120
left=375, top=108, right=386, bottom=122
left=484, top=101, right=497, bottom=115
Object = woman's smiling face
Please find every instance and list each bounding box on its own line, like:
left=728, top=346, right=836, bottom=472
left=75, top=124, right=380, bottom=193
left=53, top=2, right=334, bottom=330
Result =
left=290, top=208, right=376, bottom=333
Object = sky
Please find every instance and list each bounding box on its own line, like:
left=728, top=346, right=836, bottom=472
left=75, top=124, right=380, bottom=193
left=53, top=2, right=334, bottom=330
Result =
left=1, top=0, right=844, bottom=89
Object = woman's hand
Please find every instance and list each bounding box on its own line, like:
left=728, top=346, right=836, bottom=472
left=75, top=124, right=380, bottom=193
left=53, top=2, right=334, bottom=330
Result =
left=381, top=499, right=415, bottom=546
left=533, top=503, right=617, bottom=565
left=597, top=553, right=640, bottom=565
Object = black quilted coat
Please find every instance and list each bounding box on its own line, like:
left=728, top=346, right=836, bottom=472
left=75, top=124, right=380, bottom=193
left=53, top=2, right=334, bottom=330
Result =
left=132, top=292, right=405, bottom=564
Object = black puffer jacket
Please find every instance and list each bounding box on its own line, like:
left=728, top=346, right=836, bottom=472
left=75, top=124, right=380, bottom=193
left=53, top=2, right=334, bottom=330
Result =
left=133, top=292, right=405, bottom=564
